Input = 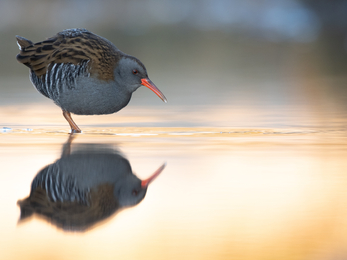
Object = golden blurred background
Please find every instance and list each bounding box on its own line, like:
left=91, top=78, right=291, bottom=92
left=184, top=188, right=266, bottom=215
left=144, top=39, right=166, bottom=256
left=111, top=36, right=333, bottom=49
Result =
left=0, top=0, right=346, bottom=128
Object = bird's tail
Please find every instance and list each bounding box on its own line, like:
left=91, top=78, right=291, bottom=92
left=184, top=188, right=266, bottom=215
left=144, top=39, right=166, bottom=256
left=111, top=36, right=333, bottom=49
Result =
left=16, top=36, right=35, bottom=68
left=16, top=35, right=33, bottom=50
left=17, top=197, right=35, bottom=221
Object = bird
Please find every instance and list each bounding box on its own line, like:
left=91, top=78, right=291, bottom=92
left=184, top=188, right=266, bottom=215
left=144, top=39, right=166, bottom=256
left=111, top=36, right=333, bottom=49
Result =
left=17, top=135, right=166, bottom=231
left=16, top=28, right=167, bottom=133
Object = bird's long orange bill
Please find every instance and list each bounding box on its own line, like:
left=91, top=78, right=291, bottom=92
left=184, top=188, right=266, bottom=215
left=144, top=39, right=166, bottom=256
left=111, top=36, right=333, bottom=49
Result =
left=141, top=78, right=167, bottom=103
left=141, top=163, right=166, bottom=188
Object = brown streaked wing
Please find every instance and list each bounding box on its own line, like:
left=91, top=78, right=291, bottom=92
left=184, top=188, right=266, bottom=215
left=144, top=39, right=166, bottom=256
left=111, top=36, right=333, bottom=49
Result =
left=16, top=31, right=122, bottom=81
left=17, top=183, right=119, bottom=231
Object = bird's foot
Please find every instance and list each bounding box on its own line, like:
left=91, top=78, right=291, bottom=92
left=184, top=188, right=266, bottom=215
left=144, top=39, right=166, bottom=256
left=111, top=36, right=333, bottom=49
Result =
left=70, top=128, right=82, bottom=134
left=63, top=110, right=82, bottom=134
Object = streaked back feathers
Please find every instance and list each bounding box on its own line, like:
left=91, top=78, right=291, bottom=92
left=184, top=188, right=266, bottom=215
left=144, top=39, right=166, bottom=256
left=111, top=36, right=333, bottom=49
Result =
left=16, top=28, right=122, bottom=81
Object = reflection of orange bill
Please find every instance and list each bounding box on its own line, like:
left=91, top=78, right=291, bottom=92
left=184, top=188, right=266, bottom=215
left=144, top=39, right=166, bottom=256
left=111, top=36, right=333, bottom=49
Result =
left=141, top=163, right=166, bottom=188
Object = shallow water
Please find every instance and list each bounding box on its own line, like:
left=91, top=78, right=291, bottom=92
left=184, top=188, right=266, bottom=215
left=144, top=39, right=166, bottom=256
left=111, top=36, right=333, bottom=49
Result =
left=1, top=123, right=347, bottom=260
left=2, top=37, right=347, bottom=259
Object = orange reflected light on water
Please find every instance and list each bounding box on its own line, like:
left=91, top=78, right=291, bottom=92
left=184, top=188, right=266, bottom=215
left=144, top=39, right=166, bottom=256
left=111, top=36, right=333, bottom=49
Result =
left=1, top=135, right=347, bottom=259
left=0, top=100, right=336, bottom=129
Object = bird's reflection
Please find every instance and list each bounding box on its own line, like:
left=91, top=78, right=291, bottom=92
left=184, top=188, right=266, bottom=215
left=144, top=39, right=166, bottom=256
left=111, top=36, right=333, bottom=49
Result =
left=18, top=135, right=165, bottom=231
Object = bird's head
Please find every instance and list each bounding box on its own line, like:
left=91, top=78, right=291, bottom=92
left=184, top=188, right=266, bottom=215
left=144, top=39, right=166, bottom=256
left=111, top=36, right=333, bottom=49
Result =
left=114, top=163, right=166, bottom=208
left=114, top=56, right=167, bottom=102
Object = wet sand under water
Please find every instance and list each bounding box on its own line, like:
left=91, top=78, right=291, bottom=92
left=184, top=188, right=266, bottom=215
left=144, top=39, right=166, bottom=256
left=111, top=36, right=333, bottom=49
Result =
left=1, top=126, right=347, bottom=260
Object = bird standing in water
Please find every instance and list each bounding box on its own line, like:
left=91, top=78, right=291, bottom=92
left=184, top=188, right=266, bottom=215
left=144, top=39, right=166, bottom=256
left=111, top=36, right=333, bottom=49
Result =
left=16, top=28, right=167, bottom=133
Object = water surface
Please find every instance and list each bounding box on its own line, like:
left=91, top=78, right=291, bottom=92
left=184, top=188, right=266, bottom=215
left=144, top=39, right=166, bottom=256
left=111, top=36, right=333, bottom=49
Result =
left=1, top=29, right=347, bottom=260
left=1, top=124, right=347, bottom=260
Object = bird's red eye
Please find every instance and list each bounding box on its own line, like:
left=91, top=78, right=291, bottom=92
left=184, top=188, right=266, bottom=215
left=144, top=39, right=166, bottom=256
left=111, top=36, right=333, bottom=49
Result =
left=132, top=189, right=138, bottom=196
left=132, top=69, right=138, bottom=75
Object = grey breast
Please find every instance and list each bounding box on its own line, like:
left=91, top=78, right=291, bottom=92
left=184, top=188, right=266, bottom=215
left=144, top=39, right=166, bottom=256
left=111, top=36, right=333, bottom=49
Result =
left=30, top=61, right=131, bottom=115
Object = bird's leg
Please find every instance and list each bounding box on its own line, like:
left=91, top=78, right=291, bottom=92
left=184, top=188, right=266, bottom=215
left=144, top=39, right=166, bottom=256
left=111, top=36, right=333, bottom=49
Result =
left=62, top=110, right=81, bottom=133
